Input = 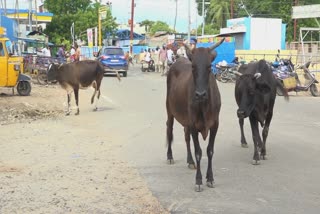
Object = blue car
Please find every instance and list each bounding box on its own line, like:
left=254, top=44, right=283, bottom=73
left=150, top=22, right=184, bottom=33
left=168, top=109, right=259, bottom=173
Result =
left=96, top=46, right=128, bottom=77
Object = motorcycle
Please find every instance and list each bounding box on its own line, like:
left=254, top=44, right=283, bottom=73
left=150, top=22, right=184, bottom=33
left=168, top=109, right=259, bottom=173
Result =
left=141, top=59, right=155, bottom=72
left=274, top=60, right=319, bottom=97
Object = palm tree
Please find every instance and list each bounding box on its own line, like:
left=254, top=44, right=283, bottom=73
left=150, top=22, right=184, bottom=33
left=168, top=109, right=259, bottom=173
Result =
left=140, top=19, right=155, bottom=33
left=205, top=0, right=230, bottom=28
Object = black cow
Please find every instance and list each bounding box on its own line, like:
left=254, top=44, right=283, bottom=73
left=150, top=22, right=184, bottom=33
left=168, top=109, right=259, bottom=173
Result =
left=166, top=38, right=224, bottom=192
left=234, top=59, right=288, bottom=164
left=47, top=60, right=120, bottom=115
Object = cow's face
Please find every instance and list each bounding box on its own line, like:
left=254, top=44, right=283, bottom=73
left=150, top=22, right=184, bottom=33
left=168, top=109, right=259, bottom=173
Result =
left=188, top=48, right=217, bottom=102
left=185, top=38, right=225, bottom=102
left=47, top=63, right=58, bottom=81
left=235, top=73, right=271, bottom=118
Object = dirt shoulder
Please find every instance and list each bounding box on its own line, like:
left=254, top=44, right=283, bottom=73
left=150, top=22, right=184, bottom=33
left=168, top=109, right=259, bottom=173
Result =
left=0, top=83, right=168, bottom=213
left=0, top=84, right=65, bottom=126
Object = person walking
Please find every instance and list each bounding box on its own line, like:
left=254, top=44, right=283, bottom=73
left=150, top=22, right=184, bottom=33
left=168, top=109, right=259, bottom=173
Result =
left=57, top=44, right=66, bottom=63
left=74, top=43, right=81, bottom=62
left=153, top=47, right=160, bottom=72
left=159, top=45, right=167, bottom=76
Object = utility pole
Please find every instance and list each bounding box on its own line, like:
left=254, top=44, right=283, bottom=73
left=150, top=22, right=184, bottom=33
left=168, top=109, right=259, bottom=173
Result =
left=28, top=0, right=32, bottom=32
left=173, top=0, right=178, bottom=32
left=187, top=0, right=190, bottom=43
left=231, top=0, right=234, bottom=19
left=130, top=0, right=135, bottom=55
left=202, top=0, right=204, bottom=36
left=293, top=0, right=298, bottom=41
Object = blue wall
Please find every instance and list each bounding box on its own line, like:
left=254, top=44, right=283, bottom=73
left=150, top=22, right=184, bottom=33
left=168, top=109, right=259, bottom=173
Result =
left=281, top=23, right=286, bottom=50
left=0, top=15, right=17, bottom=41
left=197, top=41, right=236, bottom=74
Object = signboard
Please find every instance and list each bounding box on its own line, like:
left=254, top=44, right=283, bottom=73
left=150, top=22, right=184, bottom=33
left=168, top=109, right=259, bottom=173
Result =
left=99, top=6, right=107, bottom=20
left=87, top=28, right=93, bottom=47
left=292, top=4, right=320, bottom=19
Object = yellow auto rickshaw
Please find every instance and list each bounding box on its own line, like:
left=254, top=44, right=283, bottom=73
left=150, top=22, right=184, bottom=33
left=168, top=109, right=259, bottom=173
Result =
left=0, top=27, right=31, bottom=96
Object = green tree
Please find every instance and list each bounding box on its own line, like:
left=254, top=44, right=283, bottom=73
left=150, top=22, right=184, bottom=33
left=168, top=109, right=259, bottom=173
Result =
left=149, top=21, right=173, bottom=35
left=43, top=1, right=118, bottom=45
left=206, top=0, right=230, bottom=28
left=140, top=20, right=155, bottom=32
left=44, top=0, right=91, bottom=15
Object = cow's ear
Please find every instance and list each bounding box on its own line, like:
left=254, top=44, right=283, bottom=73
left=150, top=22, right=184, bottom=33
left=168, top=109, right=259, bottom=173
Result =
left=184, top=44, right=193, bottom=61
left=256, top=83, right=271, bottom=94
left=210, top=50, right=217, bottom=62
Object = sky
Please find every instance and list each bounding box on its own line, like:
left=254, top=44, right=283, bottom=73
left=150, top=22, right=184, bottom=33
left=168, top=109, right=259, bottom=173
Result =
left=4, top=0, right=202, bottom=33
left=108, top=0, right=202, bottom=33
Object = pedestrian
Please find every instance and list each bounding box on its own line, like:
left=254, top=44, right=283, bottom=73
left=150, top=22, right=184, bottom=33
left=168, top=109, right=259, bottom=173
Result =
left=41, top=45, right=51, bottom=57
left=74, top=43, right=81, bottom=61
left=153, top=46, right=160, bottom=72
left=166, top=46, right=174, bottom=75
left=57, top=44, right=66, bottom=63
left=190, top=38, right=197, bottom=50
left=70, top=45, right=76, bottom=62
left=159, top=45, right=167, bottom=76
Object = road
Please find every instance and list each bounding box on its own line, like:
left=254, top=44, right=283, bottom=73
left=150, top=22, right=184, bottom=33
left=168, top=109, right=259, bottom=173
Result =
left=1, top=64, right=320, bottom=213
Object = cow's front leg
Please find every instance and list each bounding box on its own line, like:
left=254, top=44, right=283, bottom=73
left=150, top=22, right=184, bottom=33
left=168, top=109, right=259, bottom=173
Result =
left=249, top=115, right=262, bottom=165
left=239, top=118, right=248, bottom=148
left=191, top=129, right=202, bottom=192
left=206, top=122, right=219, bottom=188
left=184, top=127, right=195, bottom=169
left=74, top=88, right=80, bottom=115
left=66, top=92, right=72, bottom=116
left=261, top=108, right=274, bottom=160
left=166, top=112, right=174, bottom=164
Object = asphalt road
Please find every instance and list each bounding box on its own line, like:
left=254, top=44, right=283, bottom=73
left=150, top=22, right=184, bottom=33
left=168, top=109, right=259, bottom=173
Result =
left=1, top=64, right=319, bottom=213
left=102, top=65, right=320, bottom=214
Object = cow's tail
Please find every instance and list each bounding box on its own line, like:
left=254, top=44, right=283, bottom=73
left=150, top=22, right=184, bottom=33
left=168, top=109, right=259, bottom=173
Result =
left=276, top=79, right=289, bottom=101
left=114, top=70, right=121, bottom=82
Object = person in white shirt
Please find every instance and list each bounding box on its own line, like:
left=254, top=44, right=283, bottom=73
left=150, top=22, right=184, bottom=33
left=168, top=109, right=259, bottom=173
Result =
left=41, top=46, right=51, bottom=57
left=167, top=48, right=174, bottom=66
left=144, top=49, right=151, bottom=62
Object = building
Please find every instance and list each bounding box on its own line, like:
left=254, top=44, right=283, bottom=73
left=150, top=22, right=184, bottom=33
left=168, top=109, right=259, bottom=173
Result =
left=0, top=8, right=53, bottom=41
left=220, top=17, right=286, bottom=50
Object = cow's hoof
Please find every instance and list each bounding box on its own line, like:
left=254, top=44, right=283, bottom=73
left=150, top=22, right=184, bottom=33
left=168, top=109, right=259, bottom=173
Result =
left=252, top=160, right=261, bottom=165
left=167, top=159, right=174, bottom=165
left=188, top=163, right=196, bottom=169
left=75, top=112, right=80, bottom=116
left=206, top=181, right=215, bottom=188
left=93, top=107, right=98, bottom=112
left=65, top=112, right=71, bottom=116
left=261, top=155, right=267, bottom=160
left=241, top=143, right=249, bottom=148
left=195, top=185, right=203, bottom=192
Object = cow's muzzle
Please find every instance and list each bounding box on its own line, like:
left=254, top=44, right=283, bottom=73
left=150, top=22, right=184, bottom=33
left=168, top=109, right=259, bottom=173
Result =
left=237, top=109, right=246, bottom=119
left=195, top=90, right=208, bottom=101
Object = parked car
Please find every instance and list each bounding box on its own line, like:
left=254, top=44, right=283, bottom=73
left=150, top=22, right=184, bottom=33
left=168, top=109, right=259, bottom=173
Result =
left=95, top=46, right=128, bottom=77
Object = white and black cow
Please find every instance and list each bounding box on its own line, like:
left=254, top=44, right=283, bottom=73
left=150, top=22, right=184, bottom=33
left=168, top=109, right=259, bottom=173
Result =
left=47, top=60, right=120, bottom=115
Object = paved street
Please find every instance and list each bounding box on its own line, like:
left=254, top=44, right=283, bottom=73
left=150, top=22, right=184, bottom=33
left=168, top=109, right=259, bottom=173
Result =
left=107, top=65, right=320, bottom=214
left=1, top=64, right=320, bottom=213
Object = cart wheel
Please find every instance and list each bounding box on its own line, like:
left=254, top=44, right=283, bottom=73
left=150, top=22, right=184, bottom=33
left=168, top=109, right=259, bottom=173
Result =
left=310, top=84, right=319, bottom=97
left=37, top=73, right=48, bottom=85
left=17, top=81, right=31, bottom=96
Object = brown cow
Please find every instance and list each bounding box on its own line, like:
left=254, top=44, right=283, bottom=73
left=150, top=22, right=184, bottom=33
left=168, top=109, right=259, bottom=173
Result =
left=166, top=38, right=224, bottom=192
left=47, top=60, right=120, bottom=115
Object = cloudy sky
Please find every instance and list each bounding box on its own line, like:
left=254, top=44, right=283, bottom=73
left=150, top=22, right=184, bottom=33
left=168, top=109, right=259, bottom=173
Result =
left=109, top=0, right=202, bottom=32
left=5, top=0, right=202, bottom=32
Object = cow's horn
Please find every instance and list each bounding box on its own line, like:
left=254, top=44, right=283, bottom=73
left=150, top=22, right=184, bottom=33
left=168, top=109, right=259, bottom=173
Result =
left=184, top=43, right=192, bottom=52
left=254, top=73, right=261, bottom=79
left=209, top=37, right=225, bottom=51
left=234, top=71, right=243, bottom=76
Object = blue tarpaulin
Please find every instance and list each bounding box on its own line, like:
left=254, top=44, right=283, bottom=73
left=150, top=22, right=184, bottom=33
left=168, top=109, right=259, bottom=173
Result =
left=197, top=40, right=235, bottom=74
